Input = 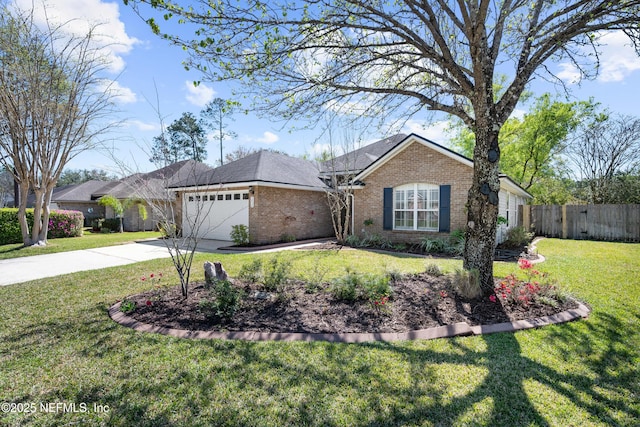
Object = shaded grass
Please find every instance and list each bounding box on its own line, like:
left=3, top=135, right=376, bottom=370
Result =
left=0, top=240, right=638, bottom=426
left=0, top=230, right=162, bottom=260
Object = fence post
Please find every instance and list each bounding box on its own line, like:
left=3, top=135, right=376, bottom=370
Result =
left=562, top=204, right=568, bottom=239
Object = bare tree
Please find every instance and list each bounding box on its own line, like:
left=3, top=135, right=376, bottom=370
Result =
left=126, top=0, right=640, bottom=291
left=320, top=127, right=363, bottom=243
left=0, top=4, right=116, bottom=246
left=568, top=113, right=640, bottom=204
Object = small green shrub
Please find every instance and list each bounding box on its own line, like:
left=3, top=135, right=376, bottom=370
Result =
left=330, top=270, right=361, bottom=301
left=263, top=256, right=292, bottom=291
left=503, top=226, right=534, bottom=248
left=452, top=268, right=482, bottom=299
left=120, top=299, right=136, bottom=314
left=102, top=218, right=120, bottom=232
left=230, top=224, right=249, bottom=246
left=200, top=280, right=243, bottom=320
left=360, top=274, right=392, bottom=303
left=425, top=263, right=443, bottom=276
left=238, top=259, right=263, bottom=283
left=345, top=234, right=363, bottom=247
left=421, top=237, right=446, bottom=254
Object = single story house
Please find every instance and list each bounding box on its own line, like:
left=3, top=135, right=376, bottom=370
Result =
left=322, top=133, right=532, bottom=243
left=41, top=159, right=213, bottom=231
left=172, top=133, right=531, bottom=244
left=48, top=180, right=111, bottom=225
left=170, top=150, right=334, bottom=242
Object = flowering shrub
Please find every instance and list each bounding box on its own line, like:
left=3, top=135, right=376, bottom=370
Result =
left=0, top=208, right=83, bottom=244
left=491, top=258, right=567, bottom=307
left=47, top=210, right=84, bottom=239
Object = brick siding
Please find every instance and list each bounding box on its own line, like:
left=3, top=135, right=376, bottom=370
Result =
left=249, top=186, right=334, bottom=244
left=353, top=140, right=473, bottom=244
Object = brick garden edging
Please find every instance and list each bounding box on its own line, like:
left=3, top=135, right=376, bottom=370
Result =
left=108, top=301, right=590, bottom=343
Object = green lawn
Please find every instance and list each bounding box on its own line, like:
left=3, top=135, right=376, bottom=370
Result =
left=0, top=239, right=638, bottom=426
left=0, top=230, right=162, bottom=260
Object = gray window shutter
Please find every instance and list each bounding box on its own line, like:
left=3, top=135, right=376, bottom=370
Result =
left=439, top=185, right=451, bottom=232
left=383, top=188, right=393, bottom=230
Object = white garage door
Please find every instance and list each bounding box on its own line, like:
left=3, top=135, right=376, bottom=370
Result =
left=183, top=190, right=249, bottom=240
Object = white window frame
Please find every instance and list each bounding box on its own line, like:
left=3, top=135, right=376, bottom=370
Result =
left=393, top=183, right=439, bottom=231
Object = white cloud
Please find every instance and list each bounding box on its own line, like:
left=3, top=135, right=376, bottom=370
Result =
left=556, top=63, right=582, bottom=84
left=125, top=120, right=159, bottom=132
left=100, top=80, right=137, bottom=104
left=184, top=81, right=216, bottom=107
left=14, top=0, right=140, bottom=74
left=595, top=32, right=640, bottom=82
left=557, top=31, right=640, bottom=85
left=250, top=131, right=279, bottom=144
left=400, top=119, right=451, bottom=143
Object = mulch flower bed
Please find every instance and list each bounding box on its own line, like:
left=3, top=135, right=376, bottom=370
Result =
left=123, top=272, right=578, bottom=334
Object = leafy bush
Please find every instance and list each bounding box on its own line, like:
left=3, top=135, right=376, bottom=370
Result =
left=344, top=234, right=364, bottom=247
left=452, top=268, right=482, bottom=299
left=47, top=210, right=83, bottom=238
left=330, top=270, right=361, bottom=301
left=263, top=256, right=292, bottom=291
left=200, top=280, right=243, bottom=320
left=230, top=224, right=249, bottom=246
left=238, top=259, right=263, bottom=283
left=330, top=270, right=393, bottom=305
left=101, top=218, right=120, bottom=232
left=421, top=237, right=446, bottom=254
left=0, top=208, right=83, bottom=244
left=491, top=258, right=570, bottom=308
left=503, top=226, right=534, bottom=248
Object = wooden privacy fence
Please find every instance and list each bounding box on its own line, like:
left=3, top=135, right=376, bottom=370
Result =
left=521, top=204, right=640, bottom=242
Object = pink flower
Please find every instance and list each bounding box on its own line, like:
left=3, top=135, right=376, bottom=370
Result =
left=489, top=295, right=497, bottom=303
left=146, top=300, right=152, bottom=306
left=150, top=273, right=155, bottom=279
left=141, top=276, right=146, bottom=281
left=518, top=258, right=533, bottom=270
left=440, top=290, right=448, bottom=298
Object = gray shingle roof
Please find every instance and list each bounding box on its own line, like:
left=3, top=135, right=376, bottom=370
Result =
left=319, top=134, right=407, bottom=174
left=51, top=180, right=113, bottom=202
left=171, top=150, right=327, bottom=189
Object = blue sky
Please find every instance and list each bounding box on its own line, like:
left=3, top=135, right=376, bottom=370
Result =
left=17, top=0, right=640, bottom=175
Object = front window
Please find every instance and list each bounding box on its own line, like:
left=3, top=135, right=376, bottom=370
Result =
left=394, top=184, right=439, bottom=231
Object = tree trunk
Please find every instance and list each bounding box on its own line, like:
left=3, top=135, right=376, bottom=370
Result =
left=17, top=182, right=31, bottom=246
left=463, top=122, right=501, bottom=294
left=37, top=185, right=55, bottom=244
left=30, top=188, right=46, bottom=246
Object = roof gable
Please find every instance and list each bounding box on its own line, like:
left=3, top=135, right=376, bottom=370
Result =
left=353, top=133, right=473, bottom=181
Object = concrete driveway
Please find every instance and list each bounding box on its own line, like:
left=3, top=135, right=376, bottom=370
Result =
left=0, top=239, right=228, bottom=286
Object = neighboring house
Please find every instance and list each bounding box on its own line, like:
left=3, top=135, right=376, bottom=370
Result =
left=323, top=133, right=531, bottom=244
left=173, top=133, right=531, bottom=244
left=30, top=160, right=213, bottom=232
left=93, top=159, right=213, bottom=232
left=170, top=150, right=334, bottom=242
left=49, top=180, right=111, bottom=225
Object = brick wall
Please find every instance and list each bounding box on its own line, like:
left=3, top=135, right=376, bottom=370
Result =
left=353, top=140, right=473, bottom=244
left=249, top=186, right=334, bottom=244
